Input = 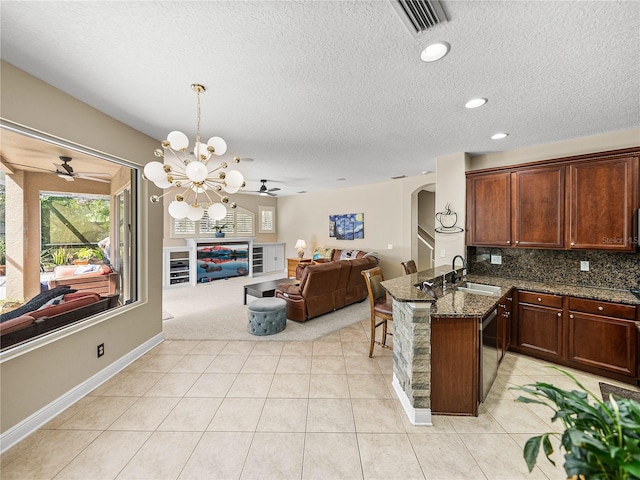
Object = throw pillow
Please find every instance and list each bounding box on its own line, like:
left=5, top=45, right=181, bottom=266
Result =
left=312, top=247, right=334, bottom=260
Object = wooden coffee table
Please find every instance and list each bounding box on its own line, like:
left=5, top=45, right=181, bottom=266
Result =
left=243, top=278, right=297, bottom=305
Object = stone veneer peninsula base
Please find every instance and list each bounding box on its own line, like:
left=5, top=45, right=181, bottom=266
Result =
left=391, top=300, right=434, bottom=425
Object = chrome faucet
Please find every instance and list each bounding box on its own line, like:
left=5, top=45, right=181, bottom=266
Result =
left=449, top=255, right=467, bottom=285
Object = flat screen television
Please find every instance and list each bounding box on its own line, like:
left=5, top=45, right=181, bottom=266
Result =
left=196, top=243, right=249, bottom=283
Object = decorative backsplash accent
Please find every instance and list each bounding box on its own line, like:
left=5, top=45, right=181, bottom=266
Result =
left=467, top=247, right=640, bottom=290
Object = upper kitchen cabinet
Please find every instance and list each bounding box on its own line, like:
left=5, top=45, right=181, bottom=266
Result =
left=466, top=166, right=565, bottom=249
left=466, top=148, right=639, bottom=252
left=513, top=166, right=565, bottom=249
left=466, top=172, right=511, bottom=246
left=568, top=156, right=639, bottom=252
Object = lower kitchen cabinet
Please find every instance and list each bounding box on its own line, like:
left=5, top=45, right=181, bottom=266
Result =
left=430, top=315, right=479, bottom=416
left=512, top=291, right=639, bottom=384
left=567, top=297, right=637, bottom=377
left=516, top=291, right=564, bottom=361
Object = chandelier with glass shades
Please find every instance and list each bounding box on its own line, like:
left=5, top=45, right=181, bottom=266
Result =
left=143, top=83, right=245, bottom=222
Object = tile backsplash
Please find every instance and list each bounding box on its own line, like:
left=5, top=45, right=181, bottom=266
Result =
left=467, top=246, right=640, bottom=290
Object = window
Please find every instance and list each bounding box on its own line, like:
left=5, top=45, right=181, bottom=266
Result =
left=259, top=206, right=276, bottom=233
left=40, top=192, right=111, bottom=260
left=0, top=121, right=139, bottom=351
left=171, top=207, right=255, bottom=238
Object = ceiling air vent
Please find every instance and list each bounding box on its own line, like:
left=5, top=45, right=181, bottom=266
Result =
left=390, top=0, right=448, bottom=38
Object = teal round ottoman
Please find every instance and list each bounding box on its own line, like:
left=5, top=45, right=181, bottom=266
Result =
left=247, top=298, right=287, bottom=336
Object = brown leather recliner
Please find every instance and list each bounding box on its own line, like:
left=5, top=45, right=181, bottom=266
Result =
left=276, top=262, right=344, bottom=321
left=276, top=256, right=378, bottom=322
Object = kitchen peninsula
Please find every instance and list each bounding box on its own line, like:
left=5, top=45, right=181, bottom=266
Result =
left=381, top=267, right=640, bottom=425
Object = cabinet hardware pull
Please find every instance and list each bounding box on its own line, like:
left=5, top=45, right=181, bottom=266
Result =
left=570, top=314, right=574, bottom=319
left=570, top=242, right=575, bottom=246
left=515, top=240, right=519, bottom=244
left=506, top=240, right=511, bottom=244
left=507, top=297, right=512, bottom=301
left=598, top=306, right=604, bottom=311
left=537, top=297, right=542, bottom=302
left=557, top=312, right=562, bottom=317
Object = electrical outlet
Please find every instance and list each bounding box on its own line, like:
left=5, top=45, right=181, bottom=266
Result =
left=440, top=249, right=446, bottom=258
left=387, top=244, right=393, bottom=250
left=97, top=343, right=105, bottom=358
left=490, top=254, right=502, bottom=265
left=580, top=261, right=590, bottom=272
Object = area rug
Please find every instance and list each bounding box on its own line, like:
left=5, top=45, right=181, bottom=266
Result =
left=162, top=272, right=370, bottom=342
left=599, top=382, right=640, bottom=403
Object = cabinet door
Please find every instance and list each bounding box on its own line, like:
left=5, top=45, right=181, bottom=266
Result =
left=569, top=156, right=639, bottom=251
left=513, top=166, right=565, bottom=248
left=517, top=303, right=563, bottom=359
left=568, top=311, right=637, bottom=376
left=430, top=316, right=479, bottom=415
left=263, top=245, right=285, bottom=273
left=466, top=172, right=512, bottom=246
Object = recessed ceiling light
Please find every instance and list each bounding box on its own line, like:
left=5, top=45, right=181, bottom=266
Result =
left=420, top=42, right=450, bottom=62
left=465, top=98, right=487, bottom=109
left=491, top=132, right=509, bottom=140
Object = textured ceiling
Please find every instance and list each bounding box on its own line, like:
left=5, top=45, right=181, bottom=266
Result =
left=1, top=0, right=639, bottom=196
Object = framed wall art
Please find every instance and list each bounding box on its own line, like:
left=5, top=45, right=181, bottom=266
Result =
left=329, top=213, right=364, bottom=240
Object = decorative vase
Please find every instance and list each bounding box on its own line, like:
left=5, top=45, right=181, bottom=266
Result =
left=215, top=232, right=225, bottom=238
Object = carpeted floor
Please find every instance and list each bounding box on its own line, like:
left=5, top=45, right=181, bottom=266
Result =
left=162, top=272, right=371, bottom=342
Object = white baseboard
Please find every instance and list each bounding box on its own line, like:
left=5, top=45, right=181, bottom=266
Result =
left=392, top=373, right=432, bottom=426
left=0, top=332, right=164, bottom=453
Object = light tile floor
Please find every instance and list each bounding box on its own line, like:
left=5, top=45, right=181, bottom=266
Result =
left=1, top=319, right=636, bottom=479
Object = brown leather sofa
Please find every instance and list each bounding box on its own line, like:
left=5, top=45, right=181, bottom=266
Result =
left=275, top=255, right=377, bottom=322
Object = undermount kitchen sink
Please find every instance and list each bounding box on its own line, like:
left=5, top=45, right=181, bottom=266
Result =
left=454, top=282, right=501, bottom=296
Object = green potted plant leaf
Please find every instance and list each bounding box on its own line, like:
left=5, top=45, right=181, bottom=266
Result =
left=74, top=246, right=103, bottom=264
left=213, top=222, right=231, bottom=238
left=51, top=247, right=71, bottom=266
left=512, top=367, right=640, bottom=480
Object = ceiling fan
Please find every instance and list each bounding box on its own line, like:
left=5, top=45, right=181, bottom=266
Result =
left=255, top=179, right=280, bottom=196
left=53, top=156, right=111, bottom=183
left=2, top=155, right=111, bottom=183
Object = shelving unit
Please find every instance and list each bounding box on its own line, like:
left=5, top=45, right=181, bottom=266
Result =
left=252, top=243, right=285, bottom=276
left=163, top=247, right=193, bottom=287
left=252, top=245, right=264, bottom=275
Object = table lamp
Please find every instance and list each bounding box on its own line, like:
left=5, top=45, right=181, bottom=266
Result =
left=294, top=239, right=307, bottom=259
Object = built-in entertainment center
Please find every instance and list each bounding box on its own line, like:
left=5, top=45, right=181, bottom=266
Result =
left=162, top=239, right=285, bottom=287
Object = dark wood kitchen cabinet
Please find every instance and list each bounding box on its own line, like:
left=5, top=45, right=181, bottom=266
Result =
left=467, top=166, right=565, bottom=249
left=466, top=172, right=511, bottom=247
left=430, top=315, right=479, bottom=416
left=466, top=148, right=639, bottom=252
left=567, top=297, right=637, bottom=377
left=515, top=291, right=564, bottom=361
left=512, top=166, right=565, bottom=248
left=568, top=156, right=639, bottom=252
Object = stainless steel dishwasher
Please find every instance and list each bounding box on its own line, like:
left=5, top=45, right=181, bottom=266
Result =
left=480, top=307, right=499, bottom=401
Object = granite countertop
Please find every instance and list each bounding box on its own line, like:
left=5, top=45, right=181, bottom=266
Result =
left=381, top=267, right=640, bottom=319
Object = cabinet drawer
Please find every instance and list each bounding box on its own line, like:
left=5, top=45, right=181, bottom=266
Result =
left=568, top=297, right=636, bottom=320
left=518, top=291, right=563, bottom=308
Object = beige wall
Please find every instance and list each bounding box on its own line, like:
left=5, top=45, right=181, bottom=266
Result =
left=0, top=61, right=163, bottom=434
left=276, top=174, right=437, bottom=280
left=469, top=128, right=640, bottom=170
left=434, top=152, right=469, bottom=268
